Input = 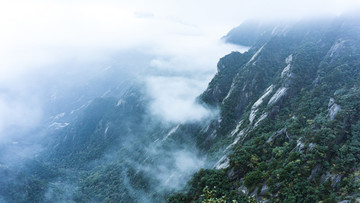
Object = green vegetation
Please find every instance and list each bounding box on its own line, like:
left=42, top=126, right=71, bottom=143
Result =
left=168, top=16, right=360, bottom=202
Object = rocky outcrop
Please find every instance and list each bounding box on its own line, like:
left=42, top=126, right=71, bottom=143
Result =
left=249, top=85, right=274, bottom=124
left=268, top=87, right=288, bottom=106
left=321, top=171, right=343, bottom=189
left=328, top=98, right=341, bottom=120
left=200, top=52, right=251, bottom=105
left=308, top=164, right=322, bottom=181
left=266, top=128, right=291, bottom=143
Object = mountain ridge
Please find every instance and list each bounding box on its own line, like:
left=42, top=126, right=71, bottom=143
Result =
left=170, top=15, right=360, bottom=202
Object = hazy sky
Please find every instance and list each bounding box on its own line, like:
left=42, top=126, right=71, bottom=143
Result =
left=1, top=0, right=360, bottom=135
left=1, top=0, right=359, bottom=79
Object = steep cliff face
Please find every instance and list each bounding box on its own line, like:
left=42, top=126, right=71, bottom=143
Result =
left=170, top=14, right=360, bottom=202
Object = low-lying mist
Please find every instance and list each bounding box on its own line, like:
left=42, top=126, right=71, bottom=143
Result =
left=0, top=37, right=245, bottom=202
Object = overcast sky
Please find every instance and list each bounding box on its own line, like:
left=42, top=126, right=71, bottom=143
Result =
left=1, top=0, right=359, bottom=78
left=1, top=0, right=360, bottom=136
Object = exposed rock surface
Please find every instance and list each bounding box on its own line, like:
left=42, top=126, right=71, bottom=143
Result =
left=328, top=98, right=341, bottom=120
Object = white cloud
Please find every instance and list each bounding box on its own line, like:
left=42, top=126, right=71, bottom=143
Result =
left=0, top=0, right=359, bottom=134
left=145, top=76, right=214, bottom=123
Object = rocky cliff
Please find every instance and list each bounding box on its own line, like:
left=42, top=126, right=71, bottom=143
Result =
left=170, top=13, right=360, bottom=202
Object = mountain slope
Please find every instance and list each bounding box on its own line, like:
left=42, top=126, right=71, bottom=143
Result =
left=170, top=14, right=360, bottom=202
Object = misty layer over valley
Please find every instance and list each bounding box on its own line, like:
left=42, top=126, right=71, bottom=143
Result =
left=0, top=37, right=248, bottom=201
left=0, top=14, right=247, bottom=202
left=2, top=1, right=360, bottom=203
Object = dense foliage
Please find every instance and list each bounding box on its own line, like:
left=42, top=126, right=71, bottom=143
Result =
left=168, top=15, right=360, bottom=202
